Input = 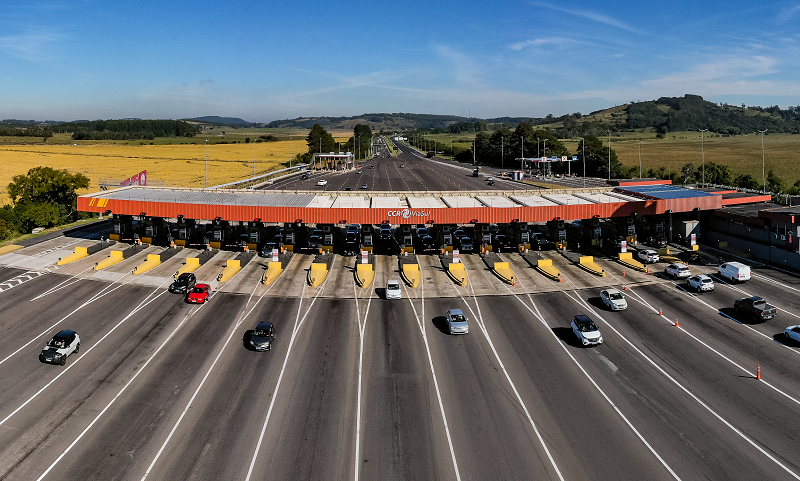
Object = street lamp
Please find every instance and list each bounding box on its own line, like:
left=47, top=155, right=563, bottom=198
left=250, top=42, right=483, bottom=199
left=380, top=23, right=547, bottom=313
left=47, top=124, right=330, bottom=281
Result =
left=699, top=129, right=708, bottom=185
left=543, top=139, right=548, bottom=177
left=606, top=130, right=612, bottom=180
left=205, top=139, right=208, bottom=188
left=579, top=137, right=586, bottom=188
left=758, top=129, right=768, bottom=192
left=501, top=136, right=504, bottom=170
left=638, top=141, right=644, bottom=179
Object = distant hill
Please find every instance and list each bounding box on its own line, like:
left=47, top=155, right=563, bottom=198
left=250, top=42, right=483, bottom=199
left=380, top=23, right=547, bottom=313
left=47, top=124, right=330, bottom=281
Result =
left=183, top=116, right=252, bottom=126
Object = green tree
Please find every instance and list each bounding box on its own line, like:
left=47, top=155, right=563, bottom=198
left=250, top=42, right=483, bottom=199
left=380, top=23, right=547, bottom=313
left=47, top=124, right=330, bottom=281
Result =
left=734, top=173, right=760, bottom=190
left=766, top=169, right=783, bottom=193
left=16, top=202, right=62, bottom=231
left=306, top=124, right=336, bottom=155
left=681, top=163, right=698, bottom=184
left=345, top=124, right=373, bottom=160
left=7, top=166, right=89, bottom=213
left=705, top=162, right=733, bottom=185
left=0, top=218, right=13, bottom=240
left=578, top=135, right=621, bottom=178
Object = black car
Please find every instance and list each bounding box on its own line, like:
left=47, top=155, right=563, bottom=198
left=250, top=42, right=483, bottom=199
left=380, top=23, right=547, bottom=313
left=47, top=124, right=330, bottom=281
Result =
left=679, top=250, right=702, bottom=263
left=646, top=236, right=668, bottom=248
left=248, top=322, right=276, bottom=351
left=169, top=272, right=197, bottom=294
left=344, top=186, right=353, bottom=191
left=301, top=173, right=309, bottom=179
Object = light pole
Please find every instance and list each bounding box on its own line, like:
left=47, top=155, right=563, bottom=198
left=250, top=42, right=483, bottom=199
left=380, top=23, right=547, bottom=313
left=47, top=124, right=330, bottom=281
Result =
left=205, top=139, right=208, bottom=188
left=638, top=141, right=644, bottom=178
left=580, top=137, right=586, bottom=188
left=543, top=139, right=548, bottom=177
left=289, top=136, right=292, bottom=168
left=758, top=129, right=768, bottom=192
left=501, top=136, right=504, bottom=170
left=606, top=130, right=611, bottom=180
left=699, top=129, right=708, bottom=185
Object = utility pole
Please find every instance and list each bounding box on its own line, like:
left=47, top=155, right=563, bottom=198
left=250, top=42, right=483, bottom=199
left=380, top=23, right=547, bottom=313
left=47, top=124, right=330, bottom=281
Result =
left=638, top=141, right=644, bottom=179
left=606, top=130, right=612, bottom=180
left=699, top=129, right=708, bottom=185
left=501, top=136, right=504, bottom=169
left=758, top=129, right=768, bottom=192
left=581, top=137, right=586, bottom=188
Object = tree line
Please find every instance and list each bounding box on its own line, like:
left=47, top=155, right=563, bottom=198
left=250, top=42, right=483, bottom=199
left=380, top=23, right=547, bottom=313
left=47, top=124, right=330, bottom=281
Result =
left=57, top=119, right=198, bottom=140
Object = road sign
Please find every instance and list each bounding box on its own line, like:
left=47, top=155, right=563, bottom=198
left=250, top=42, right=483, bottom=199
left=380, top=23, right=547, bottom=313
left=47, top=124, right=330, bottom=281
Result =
left=690, top=234, right=696, bottom=246
left=621, top=240, right=627, bottom=253
left=562, top=156, right=567, bottom=161
left=271, top=248, right=279, bottom=263
left=361, top=250, right=369, bottom=264
left=453, top=249, right=460, bottom=263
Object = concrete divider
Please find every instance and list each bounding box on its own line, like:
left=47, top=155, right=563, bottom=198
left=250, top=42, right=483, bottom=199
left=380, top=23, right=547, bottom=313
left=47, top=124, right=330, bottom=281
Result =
left=217, top=259, right=241, bottom=282
left=577, top=256, right=606, bottom=277
left=618, top=252, right=649, bottom=273
left=401, top=264, right=420, bottom=288
left=133, top=254, right=162, bottom=274
left=262, top=261, right=283, bottom=285
left=308, top=262, right=329, bottom=287
left=175, top=257, right=201, bottom=277
left=95, top=250, right=125, bottom=270
left=57, top=246, right=89, bottom=265
left=447, top=263, right=469, bottom=286
left=535, top=259, right=561, bottom=281
left=492, top=261, right=516, bottom=285
left=210, top=241, right=223, bottom=250
left=355, top=263, right=374, bottom=288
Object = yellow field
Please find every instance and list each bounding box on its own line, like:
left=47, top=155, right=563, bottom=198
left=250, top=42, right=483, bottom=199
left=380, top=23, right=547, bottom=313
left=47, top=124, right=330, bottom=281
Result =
left=0, top=140, right=304, bottom=204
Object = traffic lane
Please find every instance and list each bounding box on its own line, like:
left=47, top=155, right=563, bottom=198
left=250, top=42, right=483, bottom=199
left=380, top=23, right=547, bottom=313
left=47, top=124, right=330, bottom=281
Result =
left=0, top=265, right=30, bottom=283
left=249, top=298, right=359, bottom=480
left=359, top=297, right=449, bottom=480
left=470, top=294, right=675, bottom=480
left=129, top=296, right=301, bottom=481
left=739, top=269, right=800, bottom=314
left=0, top=282, right=186, bottom=480
left=622, top=281, right=800, bottom=400
left=541, top=288, right=797, bottom=480
left=422, top=295, right=555, bottom=480
left=25, top=290, right=248, bottom=481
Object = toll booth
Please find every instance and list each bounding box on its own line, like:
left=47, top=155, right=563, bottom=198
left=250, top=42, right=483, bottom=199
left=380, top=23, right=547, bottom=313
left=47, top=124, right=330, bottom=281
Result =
left=262, top=227, right=284, bottom=255
left=141, top=217, right=169, bottom=245
left=208, top=218, right=231, bottom=249
left=507, top=221, right=530, bottom=250
left=476, top=224, right=493, bottom=251
left=174, top=216, right=197, bottom=247
left=320, top=224, right=336, bottom=253
left=586, top=217, right=603, bottom=246
left=343, top=224, right=361, bottom=256
left=361, top=224, right=375, bottom=253
left=110, top=214, right=135, bottom=242
left=438, top=225, right=454, bottom=252
left=283, top=223, right=298, bottom=252
left=546, top=219, right=566, bottom=247
left=244, top=219, right=265, bottom=251
left=398, top=225, right=414, bottom=253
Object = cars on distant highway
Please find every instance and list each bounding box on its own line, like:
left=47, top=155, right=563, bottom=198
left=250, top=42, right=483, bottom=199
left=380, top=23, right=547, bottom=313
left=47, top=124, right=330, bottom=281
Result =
left=785, top=325, right=800, bottom=344
left=687, top=274, right=714, bottom=292
left=316, top=179, right=327, bottom=186
left=386, top=280, right=401, bottom=299
left=249, top=322, right=275, bottom=351
left=446, top=309, right=469, bottom=334
left=637, top=249, right=660, bottom=264
left=599, top=288, right=627, bottom=311
left=169, top=272, right=196, bottom=294
left=571, top=315, right=603, bottom=346
left=664, top=262, right=691, bottom=279
left=344, top=186, right=353, bottom=191
left=360, top=184, right=368, bottom=189
left=187, top=284, right=211, bottom=304
left=39, top=330, right=80, bottom=365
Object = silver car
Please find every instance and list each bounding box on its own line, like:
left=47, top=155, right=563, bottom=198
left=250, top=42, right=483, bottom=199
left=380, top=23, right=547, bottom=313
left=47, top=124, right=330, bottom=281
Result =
left=599, top=288, right=627, bottom=311
left=687, top=274, right=714, bottom=292
left=386, top=280, right=401, bottom=300
left=446, top=309, right=469, bottom=334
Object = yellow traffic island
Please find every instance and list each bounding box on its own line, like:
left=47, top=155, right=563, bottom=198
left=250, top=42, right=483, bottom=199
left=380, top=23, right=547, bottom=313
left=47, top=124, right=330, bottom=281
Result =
left=133, top=254, right=162, bottom=275
left=577, top=256, right=606, bottom=277
left=617, top=252, right=650, bottom=273
left=355, top=263, right=374, bottom=288
left=492, top=261, right=516, bottom=285
left=175, top=257, right=201, bottom=277
left=401, top=263, right=421, bottom=288
left=57, top=246, right=90, bottom=265
left=0, top=245, right=23, bottom=257
left=535, top=259, right=562, bottom=282
left=447, top=262, right=469, bottom=287
left=262, top=261, right=283, bottom=285
left=217, top=259, right=241, bottom=282
left=95, top=250, right=125, bottom=270
left=307, top=262, right=329, bottom=287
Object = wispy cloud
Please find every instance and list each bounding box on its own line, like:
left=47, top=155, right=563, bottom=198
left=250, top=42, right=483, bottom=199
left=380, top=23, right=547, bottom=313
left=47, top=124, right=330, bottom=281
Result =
left=777, top=5, right=800, bottom=23
left=530, top=2, right=646, bottom=35
left=433, top=45, right=485, bottom=86
left=510, top=37, right=587, bottom=51
left=0, top=30, right=64, bottom=62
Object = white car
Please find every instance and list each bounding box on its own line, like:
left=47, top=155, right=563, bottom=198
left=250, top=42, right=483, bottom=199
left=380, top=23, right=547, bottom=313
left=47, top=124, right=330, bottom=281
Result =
left=687, top=274, right=714, bottom=292
left=386, top=280, right=401, bottom=299
left=39, top=329, right=80, bottom=365
left=316, top=179, right=328, bottom=186
left=571, top=315, right=603, bottom=346
left=785, top=325, right=800, bottom=344
left=599, top=288, right=627, bottom=311
left=664, top=263, right=690, bottom=279
left=637, top=249, right=660, bottom=264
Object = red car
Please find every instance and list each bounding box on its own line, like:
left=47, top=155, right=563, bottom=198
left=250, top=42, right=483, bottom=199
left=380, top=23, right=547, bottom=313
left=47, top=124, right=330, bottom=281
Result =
left=187, top=284, right=211, bottom=303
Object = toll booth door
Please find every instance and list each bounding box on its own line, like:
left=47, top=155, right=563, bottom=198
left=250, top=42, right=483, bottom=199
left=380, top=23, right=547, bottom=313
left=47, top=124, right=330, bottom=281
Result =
left=363, top=234, right=373, bottom=247
left=443, top=234, right=452, bottom=246
left=403, top=235, right=413, bottom=245
left=520, top=232, right=529, bottom=244
left=213, top=230, right=223, bottom=242
left=179, top=228, right=189, bottom=239
left=285, top=232, right=295, bottom=244
left=324, top=234, right=334, bottom=245
left=145, top=226, right=155, bottom=237
left=249, top=232, right=259, bottom=243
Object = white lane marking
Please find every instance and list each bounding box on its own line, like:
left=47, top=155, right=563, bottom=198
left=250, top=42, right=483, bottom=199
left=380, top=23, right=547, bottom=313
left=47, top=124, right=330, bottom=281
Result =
left=507, top=287, right=680, bottom=480
left=353, top=272, right=373, bottom=481
left=451, top=280, right=565, bottom=481
left=141, top=265, right=283, bottom=480
left=1, top=278, right=169, bottom=429
left=0, top=272, right=134, bottom=368
left=245, top=256, right=336, bottom=481
left=564, top=290, right=800, bottom=480
left=751, top=272, right=800, bottom=293
left=0, top=270, right=49, bottom=292
left=30, top=265, right=96, bottom=301
left=401, top=268, right=461, bottom=481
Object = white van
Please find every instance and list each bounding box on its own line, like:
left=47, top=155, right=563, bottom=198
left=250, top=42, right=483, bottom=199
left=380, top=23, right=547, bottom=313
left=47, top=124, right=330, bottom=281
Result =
left=717, top=261, right=751, bottom=283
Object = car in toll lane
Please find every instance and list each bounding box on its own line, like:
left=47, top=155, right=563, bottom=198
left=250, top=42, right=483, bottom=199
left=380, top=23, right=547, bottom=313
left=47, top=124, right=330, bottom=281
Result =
left=571, top=315, right=603, bottom=346
left=187, top=284, right=211, bottom=304
left=664, top=262, right=691, bottom=279
left=169, top=272, right=196, bottom=294
left=599, top=288, right=627, bottom=311
left=687, top=274, right=715, bottom=292
left=785, top=325, right=800, bottom=344
left=316, top=179, right=328, bottom=186
left=637, top=249, right=660, bottom=264
left=386, top=280, right=402, bottom=299
left=40, top=330, right=80, bottom=365
left=248, top=322, right=276, bottom=351
left=446, top=309, right=469, bottom=334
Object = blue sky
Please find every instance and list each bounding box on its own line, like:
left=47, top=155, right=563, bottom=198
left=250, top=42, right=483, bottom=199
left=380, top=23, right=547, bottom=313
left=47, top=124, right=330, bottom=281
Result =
left=2, top=0, right=799, bottom=122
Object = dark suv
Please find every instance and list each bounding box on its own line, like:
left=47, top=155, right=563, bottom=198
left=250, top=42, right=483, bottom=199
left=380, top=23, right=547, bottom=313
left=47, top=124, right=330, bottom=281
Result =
left=169, top=272, right=197, bottom=294
left=248, top=322, right=276, bottom=351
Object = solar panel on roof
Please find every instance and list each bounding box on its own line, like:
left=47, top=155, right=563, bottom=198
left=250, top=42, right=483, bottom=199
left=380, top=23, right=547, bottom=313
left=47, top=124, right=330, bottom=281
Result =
left=614, top=185, right=717, bottom=200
